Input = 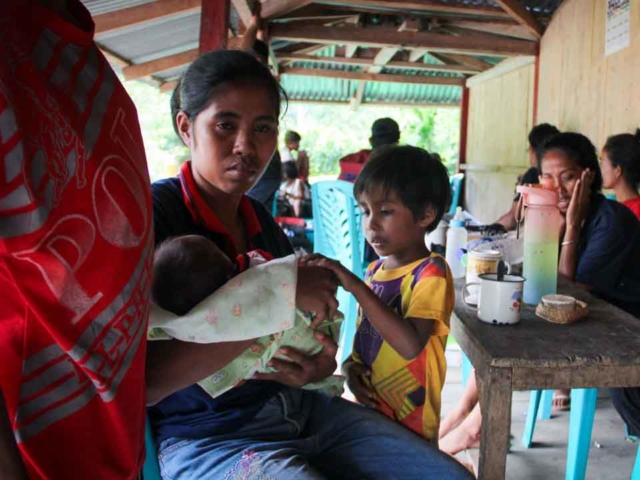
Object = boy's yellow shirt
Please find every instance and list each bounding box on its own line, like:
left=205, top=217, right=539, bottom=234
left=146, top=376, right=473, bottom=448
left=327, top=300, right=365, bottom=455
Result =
left=352, top=253, right=454, bottom=442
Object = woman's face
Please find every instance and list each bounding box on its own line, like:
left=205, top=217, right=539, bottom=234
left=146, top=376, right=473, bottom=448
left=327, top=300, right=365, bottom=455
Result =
left=599, top=149, right=620, bottom=189
left=178, top=83, right=278, bottom=196
left=540, top=149, right=584, bottom=214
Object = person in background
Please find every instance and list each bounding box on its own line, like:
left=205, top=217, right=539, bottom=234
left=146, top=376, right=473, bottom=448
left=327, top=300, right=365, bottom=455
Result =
left=495, top=123, right=560, bottom=230
left=600, top=129, right=640, bottom=219
left=338, top=117, right=400, bottom=183
left=313, top=146, right=457, bottom=445
left=279, top=161, right=309, bottom=218
left=281, top=130, right=310, bottom=181
left=0, top=0, right=153, bottom=478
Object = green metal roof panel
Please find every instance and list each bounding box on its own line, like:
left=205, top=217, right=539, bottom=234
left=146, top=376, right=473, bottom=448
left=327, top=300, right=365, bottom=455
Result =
left=364, top=81, right=461, bottom=104
left=280, top=76, right=358, bottom=103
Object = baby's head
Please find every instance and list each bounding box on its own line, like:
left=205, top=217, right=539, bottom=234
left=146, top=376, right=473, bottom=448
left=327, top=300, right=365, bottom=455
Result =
left=152, top=235, right=234, bottom=315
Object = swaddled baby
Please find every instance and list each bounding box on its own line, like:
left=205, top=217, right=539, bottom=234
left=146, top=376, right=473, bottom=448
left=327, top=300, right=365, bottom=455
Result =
left=149, top=235, right=344, bottom=398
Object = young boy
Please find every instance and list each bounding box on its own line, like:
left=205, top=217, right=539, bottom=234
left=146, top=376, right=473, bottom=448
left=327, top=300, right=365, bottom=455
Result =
left=312, top=145, right=453, bottom=442
left=149, top=235, right=344, bottom=398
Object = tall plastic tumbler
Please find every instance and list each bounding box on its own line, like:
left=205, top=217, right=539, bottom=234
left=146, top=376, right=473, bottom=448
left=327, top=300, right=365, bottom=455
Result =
left=515, top=185, right=563, bottom=305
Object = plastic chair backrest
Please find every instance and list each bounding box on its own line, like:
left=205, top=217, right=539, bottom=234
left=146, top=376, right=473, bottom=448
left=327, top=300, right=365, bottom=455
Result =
left=143, top=416, right=162, bottom=480
left=448, top=173, right=465, bottom=215
left=311, top=181, right=365, bottom=362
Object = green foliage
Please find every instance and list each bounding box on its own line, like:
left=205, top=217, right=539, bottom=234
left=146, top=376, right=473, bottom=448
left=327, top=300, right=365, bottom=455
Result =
left=122, top=78, right=460, bottom=181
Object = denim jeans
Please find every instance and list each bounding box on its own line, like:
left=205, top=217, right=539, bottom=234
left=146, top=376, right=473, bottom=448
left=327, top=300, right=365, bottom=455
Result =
left=157, top=387, right=472, bottom=480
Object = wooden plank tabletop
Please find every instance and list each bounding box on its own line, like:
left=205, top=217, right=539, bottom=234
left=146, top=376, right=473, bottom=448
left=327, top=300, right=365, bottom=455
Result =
left=452, top=278, right=640, bottom=370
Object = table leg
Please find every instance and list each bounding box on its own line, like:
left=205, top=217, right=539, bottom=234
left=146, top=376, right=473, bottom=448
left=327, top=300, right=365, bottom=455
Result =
left=478, top=367, right=512, bottom=480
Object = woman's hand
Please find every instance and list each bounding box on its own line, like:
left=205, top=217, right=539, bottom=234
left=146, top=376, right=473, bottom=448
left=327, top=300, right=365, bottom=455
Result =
left=566, top=169, right=593, bottom=231
left=296, top=265, right=339, bottom=325
left=342, top=360, right=378, bottom=408
left=252, top=332, right=338, bottom=386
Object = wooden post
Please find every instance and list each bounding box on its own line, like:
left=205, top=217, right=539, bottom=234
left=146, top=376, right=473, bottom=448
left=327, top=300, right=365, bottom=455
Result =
left=458, top=85, right=470, bottom=173
left=200, top=0, right=230, bottom=53
left=532, top=53, right=540, bottom=124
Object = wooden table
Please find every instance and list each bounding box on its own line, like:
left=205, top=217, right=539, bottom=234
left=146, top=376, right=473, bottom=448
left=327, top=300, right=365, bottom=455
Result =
left=452, top=278, right=640, bottom=479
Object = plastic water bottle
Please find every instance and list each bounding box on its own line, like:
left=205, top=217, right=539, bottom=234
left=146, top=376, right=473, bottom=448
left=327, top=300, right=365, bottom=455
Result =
left=445, top=207, right=467, bottom=279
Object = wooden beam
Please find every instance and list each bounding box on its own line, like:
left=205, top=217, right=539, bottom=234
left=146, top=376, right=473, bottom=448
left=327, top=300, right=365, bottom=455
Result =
left=351, top=81, right=366, bottom=108
left=312, top=0, right=510, bottom=19
left=200, top=0, right=229, bottom=52
left=430, top=52, right=493, bottom=72
left=270, top=24, right=538, bottom=57
left=465, top=55, right=535, bottom=88
left=94, top=0, right=200, bottom=35
left=99, top=46, right=130, bottom=68
left=268, top=42, right=280, bottom=76
left=370, top=47, right=399, bottom=73
left=458, top=85, right=469, bottom=171
left=160, top=80, right=179, bottom=93
left=277, top=53, right=480, bottom=74
left=446, top=20, right=538, bottom=41
left=280, top=67, right=465, bottom=86
left=289, top=98, right=458, bottom=108
left=493, top=0, right=544, bottom=39
left=345, top=45, right=358, bottom=58
left=262, top=0, right=314, bottom=19
left=230, top=0, right=253, bottom=28
left=409, top=49, right=428, bottom=62
left=123, top=49, right=198, bottom=80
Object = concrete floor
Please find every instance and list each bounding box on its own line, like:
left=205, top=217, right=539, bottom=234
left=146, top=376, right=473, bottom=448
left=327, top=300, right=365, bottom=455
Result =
left=443, top=346, right=639, bottom=479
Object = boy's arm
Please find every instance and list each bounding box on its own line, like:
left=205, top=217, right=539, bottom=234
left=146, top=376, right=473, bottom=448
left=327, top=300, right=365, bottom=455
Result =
left=314, top=258, right=434, bottom=360
left=349, top=280, right=434, bottom=360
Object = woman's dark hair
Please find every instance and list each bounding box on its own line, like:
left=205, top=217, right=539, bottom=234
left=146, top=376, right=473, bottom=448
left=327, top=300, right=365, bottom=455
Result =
left=528, top=123, right=560, bottom=150
left=603, top=129, right=640, bottom=188
left=537, top=132, right=603, bottom=194
left=170, top=50, right=286, bottom=141
left=354, top=145, right=451, bottom=232
left=282, top=161, right=299, bottom=180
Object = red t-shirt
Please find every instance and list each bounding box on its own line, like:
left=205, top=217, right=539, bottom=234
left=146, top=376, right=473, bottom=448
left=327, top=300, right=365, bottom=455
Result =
left=337, top=149, right=371, bottom=183
left=0, top=1, right=152, bottom=478
left=623, top=197, right=640, bottom=220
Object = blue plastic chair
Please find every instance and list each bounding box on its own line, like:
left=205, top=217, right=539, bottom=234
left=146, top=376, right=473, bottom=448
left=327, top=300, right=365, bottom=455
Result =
left=143, top=416, right=162, bottom=480
left=311, top=180, right=365, bottom=363
left=448, top=173, right=465, bottom=215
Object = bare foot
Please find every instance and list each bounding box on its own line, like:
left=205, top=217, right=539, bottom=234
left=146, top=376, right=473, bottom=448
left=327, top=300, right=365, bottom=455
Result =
left=440, top=425, right=481, bottom=455
left=439, top=405, right=482, bottom=455
left=552, top=389, right=571, bottom=411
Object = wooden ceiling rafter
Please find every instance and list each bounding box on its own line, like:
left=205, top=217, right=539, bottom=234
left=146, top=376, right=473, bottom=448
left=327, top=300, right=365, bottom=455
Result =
left=493, top=0, right=544, bottom=39
left=429, top=52, right=494, bottom=72
left=270, top=24, right=538, bottom=57
left=276, top=53, right=482, bottom=74
left=311, top=0, right=512, bottom=19
left=262, top=0, right=315, bottom=19
left=280, top=66, right=466, bottom=86
left=123, top=49, right=198, bottom=81
left=93, top=0, right=201, bottom=35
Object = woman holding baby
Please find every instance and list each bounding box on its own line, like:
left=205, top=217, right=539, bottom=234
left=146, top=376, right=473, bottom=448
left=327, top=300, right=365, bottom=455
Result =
left=145, top=50, right=471, bottom=479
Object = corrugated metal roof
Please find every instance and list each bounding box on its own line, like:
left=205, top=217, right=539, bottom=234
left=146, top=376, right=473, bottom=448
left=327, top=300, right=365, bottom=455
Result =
left=96, top=11, right=200, bottom=65
left=84, top=0, right=563, bottom=103
left=83, top=0, right=153, bottom=15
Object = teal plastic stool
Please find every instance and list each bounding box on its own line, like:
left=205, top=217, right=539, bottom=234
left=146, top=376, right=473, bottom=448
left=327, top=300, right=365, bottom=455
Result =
left=521, top=390, right=554, bottom=447
left=143, top=417, right=162, bottom=480
left=311, top=181, right=365, bottom=363
left=521, top=388, right=598, bottom=480
left=461, top=352, right=472, bottom=387
left=632, top=444, right=640, bottom=480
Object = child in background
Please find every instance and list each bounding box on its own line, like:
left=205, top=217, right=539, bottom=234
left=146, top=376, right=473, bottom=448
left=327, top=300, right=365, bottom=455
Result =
left=311, top=146, right=454, bottom=442
left=279, top=161, right=310, bottom=217
left=149, top=235, right=344, bottom=398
